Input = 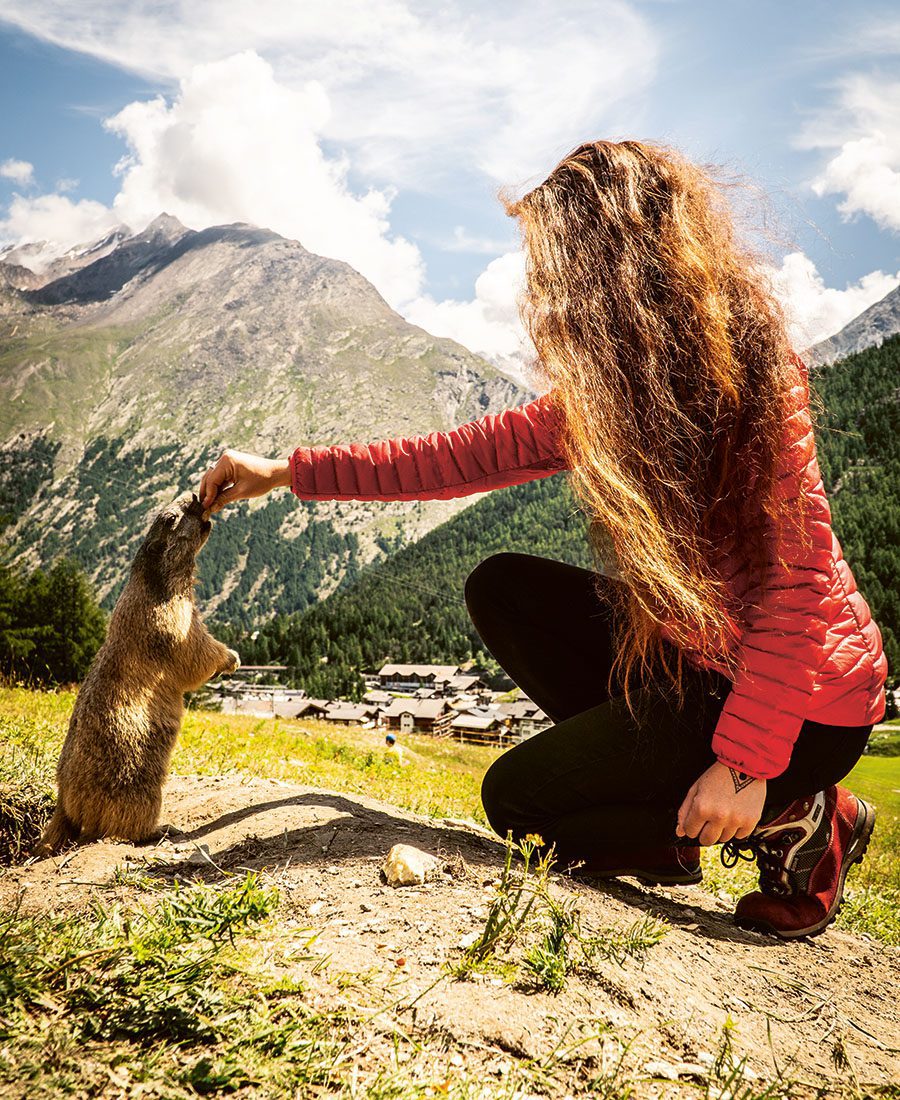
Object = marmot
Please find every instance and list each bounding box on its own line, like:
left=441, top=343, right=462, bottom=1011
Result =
left=36, top=492, right=239, bottom=856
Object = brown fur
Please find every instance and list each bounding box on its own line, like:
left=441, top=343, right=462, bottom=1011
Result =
left=35, top=493, right=239, bottom=857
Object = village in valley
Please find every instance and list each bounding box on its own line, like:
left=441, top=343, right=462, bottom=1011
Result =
left=207, top=662, right=552, bottom=745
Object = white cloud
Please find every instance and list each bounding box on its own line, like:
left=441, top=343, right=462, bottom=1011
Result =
left=0, top=1, right=658, bottom=188
left=799, top=72, right=900, bottom=232
left=1, top=53, right=425, bottom=306
left=406, top=248, right=900, bottom=381
left=106, top=52, right=425, bottom=306
left=404, top=251, right=534, bottom=383
left=764, top=251, right=900, bottom=348
left=0, top=193, right=118, bottom=267
left=0, top=2, right=659, bottom=333
left=0, top=159, right=34, bottom=185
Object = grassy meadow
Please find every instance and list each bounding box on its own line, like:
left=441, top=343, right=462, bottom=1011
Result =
left=2, top=686, right=898, bottom=945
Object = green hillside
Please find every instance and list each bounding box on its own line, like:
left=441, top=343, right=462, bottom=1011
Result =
left=227, top=335, right=900, bottom=699
left=1, top=432, right=361, bottom=626
left=813, top=333, right=900, bottom=678
left=222, top=475, right=593, bottom=697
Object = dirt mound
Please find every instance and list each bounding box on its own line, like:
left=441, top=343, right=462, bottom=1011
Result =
left=3, top=774, right=898, bottom=1092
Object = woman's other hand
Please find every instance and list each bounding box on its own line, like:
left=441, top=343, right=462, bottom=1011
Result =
left=199, top=450, right=292, bottom=513
left=676, top=760, right=767, bottom=845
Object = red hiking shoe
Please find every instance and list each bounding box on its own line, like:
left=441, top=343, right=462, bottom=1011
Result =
left=567, top=844, right=702, bottom=886
left=723, top=785, right=875, bottom=939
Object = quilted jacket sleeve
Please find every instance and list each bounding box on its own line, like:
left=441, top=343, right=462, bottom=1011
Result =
left=710, top=361, right=834, bottom=780
left=289, top=391, right=567, bottom=502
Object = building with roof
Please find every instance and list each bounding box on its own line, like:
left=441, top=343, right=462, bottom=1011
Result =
left=382, top=696, right=453, bottom=735
left=376, top=663, right=487, bottom=697
left=377, top=663, right=462, bottom=692
left=496, top=699, right=552, bottom=739
left=288, top=699, right=331, bottom=720
left=363, top=689, right=394, bottom=705
left=324, top=702, right=379, bottom=727
left=449, top=712, right=509, bottom=745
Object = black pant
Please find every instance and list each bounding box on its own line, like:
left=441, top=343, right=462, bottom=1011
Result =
left=466, top=553, right=873, bottom=865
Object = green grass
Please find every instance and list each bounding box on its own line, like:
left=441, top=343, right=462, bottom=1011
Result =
left=0, top=686, right=499, bottom=830
left=2, top=685, right=899, bottom=945
left=177, top=705, right=499, bottom=825
left=0, top=871, right=369, bottom=1096
left=866, top=725, right=900, bottom=756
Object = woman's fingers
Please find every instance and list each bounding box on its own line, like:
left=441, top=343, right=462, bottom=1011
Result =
left=679, top=796, right=710, bottom=841
left=201, top=454, right=235, bottom=509
left=679, top=799, right=745, bottom=845
left=675, top=783, right=698, bottom=836
left=209, top=482, right=245, bottom=513
left=699, top=822, right=724, bottom=846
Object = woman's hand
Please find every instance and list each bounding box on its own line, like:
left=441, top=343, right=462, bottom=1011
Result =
left=199, top=450, right=292, bottom=513
left=676, top=761, right=766, bottom=846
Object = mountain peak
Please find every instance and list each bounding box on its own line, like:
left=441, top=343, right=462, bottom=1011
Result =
left=136, top=213, right=189, bottom=244
left=810, top=283, right=900, bottom=367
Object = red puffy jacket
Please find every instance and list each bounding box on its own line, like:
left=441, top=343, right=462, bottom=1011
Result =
left=289, top=358, right=888, bottom=780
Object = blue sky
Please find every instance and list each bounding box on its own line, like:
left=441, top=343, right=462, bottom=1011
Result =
left=0, top=1, right=898, bottom=376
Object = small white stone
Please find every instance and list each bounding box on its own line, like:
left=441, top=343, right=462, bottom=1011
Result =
left=308, top=901, right=325, bottom=916
left=643, top=1060, right=708, bottom=1081
left=381, top=844, right=442, bottom=887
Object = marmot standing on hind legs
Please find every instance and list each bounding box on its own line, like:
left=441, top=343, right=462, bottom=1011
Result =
left=36, top=493, right=239, bottom=856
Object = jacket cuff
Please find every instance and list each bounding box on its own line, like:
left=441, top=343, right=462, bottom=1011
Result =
left=289, top=447, right=316, bottom=499
left=712, top=748, right=775, bottom=782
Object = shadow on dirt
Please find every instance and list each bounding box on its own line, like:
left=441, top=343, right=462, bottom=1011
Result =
left=151, top=788, right=776, bottom=950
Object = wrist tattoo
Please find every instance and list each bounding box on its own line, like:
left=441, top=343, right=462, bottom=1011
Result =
left=729, top=767, right=756, bottom=794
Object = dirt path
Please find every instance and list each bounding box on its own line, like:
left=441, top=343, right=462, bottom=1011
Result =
left=3, top=774, right=898, bottom=1093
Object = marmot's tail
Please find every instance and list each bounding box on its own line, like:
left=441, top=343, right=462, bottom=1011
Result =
left=35, top=806, right=79, bottom=857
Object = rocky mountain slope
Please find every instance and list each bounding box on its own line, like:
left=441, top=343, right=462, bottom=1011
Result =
left=0, top=215, right=521, bottom=621
left=809, top=282, right=900, bottom=366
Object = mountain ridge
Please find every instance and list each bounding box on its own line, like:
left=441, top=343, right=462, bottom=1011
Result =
left=808, top=283, right=900, bottom=367
left=0, top=216, right=523, bottom=619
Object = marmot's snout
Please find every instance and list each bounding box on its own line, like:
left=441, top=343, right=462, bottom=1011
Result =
left=184, top=492, right=212, bottom=534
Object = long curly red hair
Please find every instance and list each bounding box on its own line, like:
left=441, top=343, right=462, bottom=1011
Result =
left=502, top=139, right=813, bottom=710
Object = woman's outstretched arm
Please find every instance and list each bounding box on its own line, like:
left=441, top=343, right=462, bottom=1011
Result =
left=200, top=391, right=566, bottom=511
left=290, top=391, right=564, bottom=502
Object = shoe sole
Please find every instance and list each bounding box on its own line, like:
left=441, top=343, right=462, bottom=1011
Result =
left=735, top=797, right=876, bottom=940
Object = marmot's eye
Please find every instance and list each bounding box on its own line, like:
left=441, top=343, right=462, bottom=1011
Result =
left=164, top=513, right=179, bottom=527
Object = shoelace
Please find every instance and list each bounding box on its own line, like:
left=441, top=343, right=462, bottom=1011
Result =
left=720, top=835, right=795, bottom=896
left=720, top=837, right=758, bottom=869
